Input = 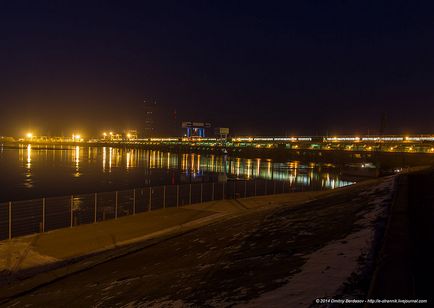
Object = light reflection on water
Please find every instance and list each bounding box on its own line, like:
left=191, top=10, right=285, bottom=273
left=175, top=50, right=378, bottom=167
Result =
left=24, top=144, right=33, bottom=188
left=0, top=144, right=354, bottom=202
left=73, top=146, right=81, bottom=177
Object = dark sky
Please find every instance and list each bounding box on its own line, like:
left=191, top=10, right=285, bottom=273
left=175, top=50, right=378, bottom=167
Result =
left=1, top=0, right=434, bottom=137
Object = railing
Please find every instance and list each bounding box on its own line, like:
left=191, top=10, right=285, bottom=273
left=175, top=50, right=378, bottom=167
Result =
left=0, top=179, right=320, bottom=241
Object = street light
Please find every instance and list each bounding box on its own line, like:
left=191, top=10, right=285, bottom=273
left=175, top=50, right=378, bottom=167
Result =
left=72, top=134, right=82, bottom=142
left=26, top=132, right=33, bottom=139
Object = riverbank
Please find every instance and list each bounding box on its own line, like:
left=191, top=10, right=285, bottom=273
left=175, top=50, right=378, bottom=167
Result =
left=0, top=176, right=395, bottom=306
left=0, top=189, right=330, bottom=302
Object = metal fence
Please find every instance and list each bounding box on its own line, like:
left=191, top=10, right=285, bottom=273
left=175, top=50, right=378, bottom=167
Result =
left=0, top=179, right=315, bottom=241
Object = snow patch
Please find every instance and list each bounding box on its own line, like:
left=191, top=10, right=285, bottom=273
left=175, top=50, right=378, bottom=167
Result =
left=238, top=176, right=396, bottom=307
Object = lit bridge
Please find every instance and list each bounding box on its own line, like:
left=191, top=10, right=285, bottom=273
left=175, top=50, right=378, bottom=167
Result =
left=100, top=135, right=434, bottom=168
left=105, top=135, right=434, bottom=154
left=4, top=134, right=434, bottom=168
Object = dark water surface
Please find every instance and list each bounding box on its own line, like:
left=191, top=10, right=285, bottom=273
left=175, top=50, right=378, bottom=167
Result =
left=0, top=144, right=354, bottom=202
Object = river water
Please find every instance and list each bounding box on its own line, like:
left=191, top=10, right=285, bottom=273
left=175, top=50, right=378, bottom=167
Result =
left=0, top=144, right=354, bottom=202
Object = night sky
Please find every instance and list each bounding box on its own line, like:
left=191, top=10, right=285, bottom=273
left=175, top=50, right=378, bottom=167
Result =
left=1, top=1, right=434, bottom=137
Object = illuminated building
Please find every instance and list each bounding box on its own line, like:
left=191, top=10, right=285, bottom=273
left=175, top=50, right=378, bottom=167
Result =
left=182, top=121, right=211, bottom=138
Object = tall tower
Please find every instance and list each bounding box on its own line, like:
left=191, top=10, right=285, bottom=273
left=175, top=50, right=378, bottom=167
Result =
left=144, top=99, right=156, bottom=137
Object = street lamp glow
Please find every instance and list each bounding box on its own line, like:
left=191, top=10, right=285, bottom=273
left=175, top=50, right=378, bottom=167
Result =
left=72, top=134, right=82, bottom=141
left=26, top=132, right=33, bottom=139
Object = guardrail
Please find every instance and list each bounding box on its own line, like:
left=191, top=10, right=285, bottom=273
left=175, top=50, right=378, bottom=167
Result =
left=0, top=178, right=320, bottom=241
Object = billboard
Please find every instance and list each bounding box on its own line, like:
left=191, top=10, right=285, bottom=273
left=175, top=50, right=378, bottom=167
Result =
left=182, top=122, right=211, bottom=128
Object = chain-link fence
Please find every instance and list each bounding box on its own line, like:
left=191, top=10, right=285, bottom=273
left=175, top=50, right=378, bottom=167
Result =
left=0, top=178, right=320, bottom=241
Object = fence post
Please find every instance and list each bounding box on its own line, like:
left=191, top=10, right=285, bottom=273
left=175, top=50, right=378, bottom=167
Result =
left=189, top=184, right=192, bottom=204
left=254, top=179, right=257, bottom=196
left=163, top=185, right=166, bottom=208
left=265, top=180, right=268, bottom=195
left=94, top=193, right=97, bottom=223
left=200, top=183, right=203, bottom=203
left=70, top=195, right=73, bottom=227
left=149, top=187, right=152, bottom=211
left=176, top=185, right=179, bottom=207
left=244, top=180, right=247, bottom=197
left=133, top=189, right=136, bottom=215
left=42, top=197, right=45, bottom=232
left=222, top=182, right=225, bottom=200
left=212, top=182, right=215, bottom=201
left=8, top=201, right=12, bottom=240
left=273, top=180, right=276, bottom=194
left=115, top=191, right=118, bottom=219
